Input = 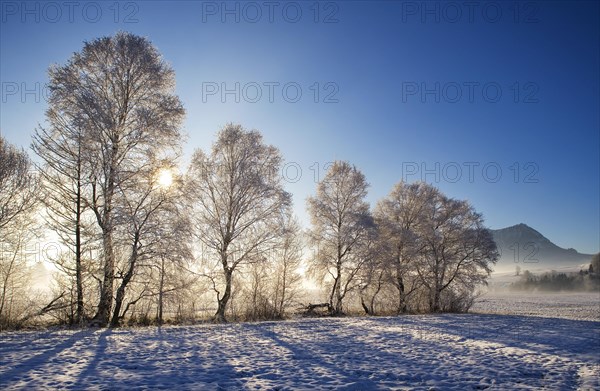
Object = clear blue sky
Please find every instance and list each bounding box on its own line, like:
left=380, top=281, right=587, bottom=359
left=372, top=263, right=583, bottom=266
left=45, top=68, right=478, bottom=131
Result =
left=1, top=1, right=598, bottom=254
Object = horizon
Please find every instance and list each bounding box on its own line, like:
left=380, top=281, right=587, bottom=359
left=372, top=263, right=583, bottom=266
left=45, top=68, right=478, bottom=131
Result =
left=1, top=1, right=598, bottom=254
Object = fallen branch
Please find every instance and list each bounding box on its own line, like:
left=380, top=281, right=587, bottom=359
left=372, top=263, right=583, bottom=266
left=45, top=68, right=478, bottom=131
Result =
left=299, top=302, right=332, bottom=316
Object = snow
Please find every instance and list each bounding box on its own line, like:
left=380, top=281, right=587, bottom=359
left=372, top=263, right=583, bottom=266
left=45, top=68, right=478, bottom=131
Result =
left=2, top=311, right=599, bottom=390
left=472, top=292, right=600, bottom=321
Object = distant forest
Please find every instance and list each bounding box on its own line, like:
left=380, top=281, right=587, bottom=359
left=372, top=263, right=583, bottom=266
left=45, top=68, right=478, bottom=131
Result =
left=511, top=254, right=600, bottom=292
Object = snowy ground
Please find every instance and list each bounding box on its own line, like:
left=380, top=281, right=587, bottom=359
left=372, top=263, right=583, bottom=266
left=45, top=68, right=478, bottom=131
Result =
left=1, top=311, right=599, bottom=390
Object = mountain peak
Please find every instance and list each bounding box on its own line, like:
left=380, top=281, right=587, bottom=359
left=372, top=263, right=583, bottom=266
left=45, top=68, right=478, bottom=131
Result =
left=490, top=224, right=593, bottom=272
left=505, top=223, right=535, bottom=231
left=494, top=223, right=547, bottom=241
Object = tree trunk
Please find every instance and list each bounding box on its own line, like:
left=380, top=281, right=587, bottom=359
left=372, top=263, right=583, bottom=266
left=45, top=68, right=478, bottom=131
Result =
left=214, top=267, right=232, bottom=322
left=92, top=162, right=116, bottom=328
left=75, top=156, right=84, bottom=325
left=278, top=263, right=287, bottom=318
left=92, top=228, right=115, bottom=327
left=360, top=296, right=371, bottom=315
left=369, top=271, right=383, bottom=315
left=397, top=275, right=407, bottom=314
left=110, top=236, right=139, bottom=327
left=328, top=276, right=337, bottom=312
left=75, top=226, right=83, bottom=324
left=110, top=284, right=125, bottom=328
left=430, top=258, right=441, bottom=312
left=157, top=257, right=165, bottom=325
left=432, top=287, right=441, bottom=312
left=333, top=260, right=343, bottom=315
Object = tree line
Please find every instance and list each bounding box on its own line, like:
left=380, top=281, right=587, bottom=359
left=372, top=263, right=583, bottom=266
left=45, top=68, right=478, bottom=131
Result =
left=510, top=255, right=600, bottom=292
left=0, top=32, right=498, bottom=329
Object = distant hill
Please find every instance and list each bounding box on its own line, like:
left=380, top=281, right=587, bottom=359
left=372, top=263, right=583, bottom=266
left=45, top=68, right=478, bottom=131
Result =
left=490, top=223, right=594, bottom=273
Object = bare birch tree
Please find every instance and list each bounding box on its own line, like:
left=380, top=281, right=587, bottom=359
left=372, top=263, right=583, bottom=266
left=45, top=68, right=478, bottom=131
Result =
left=0, top=136, right=39, bottom=328
left=272, top=213, right=303, bottom=318
left=187, top=124, right=291, bottom=322
left=109, top=161, right=186, bottom=327
left=0, top=136, right=38, bottom=234
left=32, top=118, right=90, bottom=324
left=307, top=161, right=374, bottom=315
left=373, top=182, right=437, bottom=313
left=414, top=193, right=498, bottom=312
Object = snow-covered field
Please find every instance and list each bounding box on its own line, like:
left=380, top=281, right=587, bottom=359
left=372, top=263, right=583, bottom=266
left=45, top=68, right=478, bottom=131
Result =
left=473, top=292, right=600, bottom=321
left=2, top=308, right=599, bottom=390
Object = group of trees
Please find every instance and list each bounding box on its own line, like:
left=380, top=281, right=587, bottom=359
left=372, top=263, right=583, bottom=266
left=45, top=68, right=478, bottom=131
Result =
left=31, top=32, right=186, bottom=328
left=0, top=138, right=40, bottom=328
left=1, top=32, right=499, bottom=329
left=307, top=167, right=498, bottom=315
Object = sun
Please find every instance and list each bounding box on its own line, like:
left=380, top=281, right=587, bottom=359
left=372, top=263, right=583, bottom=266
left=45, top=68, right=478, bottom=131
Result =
left=157, top=168, right=174, bottom=188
